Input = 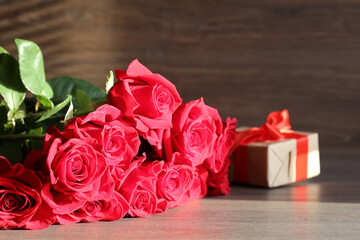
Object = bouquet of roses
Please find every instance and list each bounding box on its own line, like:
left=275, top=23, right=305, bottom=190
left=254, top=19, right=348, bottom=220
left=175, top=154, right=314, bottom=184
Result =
left=0, top=39, right=236, bottom=230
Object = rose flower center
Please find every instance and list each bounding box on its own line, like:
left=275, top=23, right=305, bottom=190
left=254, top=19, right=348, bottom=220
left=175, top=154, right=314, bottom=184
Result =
left=189, top=127, right=207, bottom=149
left=84, top=201, right=102, bottom=215
left=0, top=192, right=27, bottom=212
left=166, top=171, right=180, bottom=192
left=67, top=155, right=88, bottom=183
left=154, top=85, right=171, bottom=113
left=133, top=191, right=150, bottom=210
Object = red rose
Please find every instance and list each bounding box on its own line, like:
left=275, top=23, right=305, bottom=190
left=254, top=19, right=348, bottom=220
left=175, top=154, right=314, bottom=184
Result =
left=119, top=159, right=167, bottom=217
left=206, top=158, right=231, bottom=196
left=0, top=157, right=54, bottom=229
left=188, top=165, right=208, bottom=201
left=107, top=59, right=182, bottom=149
left=24, top=127, right=63, bottom=176
left=57, top=192, right=129, bottom=224
left=63, top=104, right=140, bottom=166
left=111, top=154, right=146, bottom=191
left=40, top=137, right=114, bottom=214
left=204, top=118, right=236, bottom=195
left=156, top=153, right=194, bottom=208
left=205, top=117, right=237, bottom=173
left=170, top=98, right=222, bottom=166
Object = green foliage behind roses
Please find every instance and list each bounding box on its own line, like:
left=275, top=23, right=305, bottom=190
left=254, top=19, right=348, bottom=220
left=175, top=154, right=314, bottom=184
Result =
left=0, top=39, right=109, bottom=164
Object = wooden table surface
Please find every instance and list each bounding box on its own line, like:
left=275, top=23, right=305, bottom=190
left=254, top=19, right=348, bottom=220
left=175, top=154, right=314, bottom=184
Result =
left=1, top=149, right=359, bottom=239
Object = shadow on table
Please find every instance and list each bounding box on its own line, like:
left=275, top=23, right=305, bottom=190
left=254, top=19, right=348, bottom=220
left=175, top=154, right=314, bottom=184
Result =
left=220, top=181, right=360, bottom=204
left=220, top=149, right=360, bottom=204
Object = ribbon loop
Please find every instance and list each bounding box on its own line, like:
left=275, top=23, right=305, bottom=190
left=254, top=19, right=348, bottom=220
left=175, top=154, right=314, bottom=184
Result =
left=233, top=109, right=291, bottom=147
left=266, top=109, right=292, bottom=131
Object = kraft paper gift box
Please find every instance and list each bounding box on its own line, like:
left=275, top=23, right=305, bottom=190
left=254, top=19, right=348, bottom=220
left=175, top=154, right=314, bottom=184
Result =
left=229, top=110, right=320, bottom=188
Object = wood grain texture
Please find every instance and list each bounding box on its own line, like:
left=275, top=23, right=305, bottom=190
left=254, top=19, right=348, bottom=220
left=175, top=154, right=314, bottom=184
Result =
left=1, top=0, right=360, bottom=149
left=1, top=200, right=359, bottom=239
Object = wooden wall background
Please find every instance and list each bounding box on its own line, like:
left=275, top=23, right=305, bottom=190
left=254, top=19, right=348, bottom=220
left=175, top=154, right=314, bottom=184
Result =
left=1, top=0, right=359, bottom=150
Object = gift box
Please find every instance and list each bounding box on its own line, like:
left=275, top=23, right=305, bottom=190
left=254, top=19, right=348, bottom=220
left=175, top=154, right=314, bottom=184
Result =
left=230, top=110, right=320, bottom=188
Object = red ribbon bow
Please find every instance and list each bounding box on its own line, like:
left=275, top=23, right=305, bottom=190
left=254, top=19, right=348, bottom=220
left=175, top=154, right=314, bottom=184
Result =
left=232, top=109, right=308, bottom=183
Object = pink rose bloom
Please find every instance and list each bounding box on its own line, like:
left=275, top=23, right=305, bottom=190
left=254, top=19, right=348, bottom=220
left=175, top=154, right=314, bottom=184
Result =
left=111, top=154, right=146, bottom=191
left=0, top=157, right=55, bottom=230
left=170, top=98, right=223, bottom=166
left=204, top=118, right=236, bottom=195
left=24, top=127, right=63, bottom=176
left=205, top=117, right=237, bottom=173
left=40, top=136, right=114, bottom=215
left=206, top=158, right=231, bottom=196
left=188, top=165, right=209, bottom=201
left=57, top=192, right=129, bottom=224
left=156, top=153, right=194, bottom=208
left=107, top=59, right=182, bottom=149
left=63, top=104, right=140, bottom=166
left=119, top=159, right=167, bottom=217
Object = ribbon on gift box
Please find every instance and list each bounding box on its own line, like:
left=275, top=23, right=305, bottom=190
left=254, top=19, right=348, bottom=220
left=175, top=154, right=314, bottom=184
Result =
left=231, top=109, right=308, bottom=183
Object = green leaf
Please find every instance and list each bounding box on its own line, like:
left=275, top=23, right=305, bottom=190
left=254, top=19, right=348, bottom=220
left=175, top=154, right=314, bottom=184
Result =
left=36, top=95, right=54, bottom=109
left=48, top=76, right=105, bottom=111
left=35, top=95, right=71, bottom=123
left=64, top=97, right=74, bottom=122
left=0, top=46, right=9, bottom=54
left=29, top=127, right=43, bottom=135
left=27, top=128, right=45, bottom=150
left=11, top=101, right=26, bottom=120
left=15, top=38, right=53, bottom=99
left=42, top=82, right=54, bottom=99
left=0, top=52, right=26, bottom=114
left=106, top=70, right=114, bottom=93
left=3, top=120, right=13, bottom=130
left=74, top=88, right=92, bottom=111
